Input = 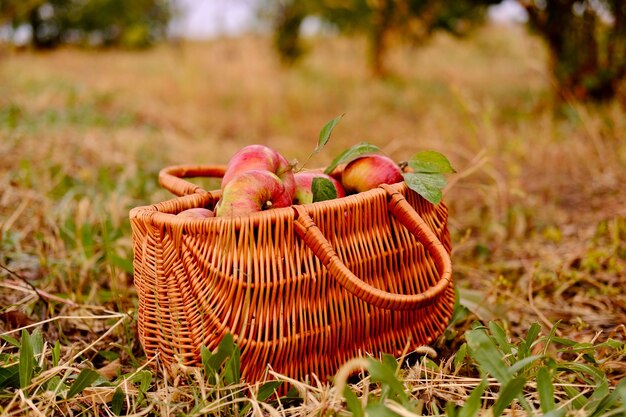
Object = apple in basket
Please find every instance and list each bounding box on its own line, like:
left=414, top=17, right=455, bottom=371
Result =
left=215, top=170, right=292, bottom=217
left=341, top=154, right=403, bottom=193
left=176, top=208, right=215, bottom=219
left=292, top=171, right=346, bottom=205
left=221, top=144, right=296, bottom=200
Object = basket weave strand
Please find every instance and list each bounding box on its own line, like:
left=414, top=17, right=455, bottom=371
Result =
left=129, top=164, right=455, bottom=384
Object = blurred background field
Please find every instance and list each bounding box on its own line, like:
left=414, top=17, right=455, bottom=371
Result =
left=1, top=1, right=625, bottom=415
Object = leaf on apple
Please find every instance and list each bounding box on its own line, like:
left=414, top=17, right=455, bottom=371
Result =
left=315, top=114, right=344, bottom=154
left=402, top=172, right=447, bottom=205
left=323, top=142, right=381, bottom=175
left=408, top=150, right=456, bottom=174
left=312, top=177, right=338, bottom=203
left=403, top=150, right=455, bottom=205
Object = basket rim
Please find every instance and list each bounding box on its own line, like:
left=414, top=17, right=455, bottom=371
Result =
left=128, top=180, right=428, bottom=227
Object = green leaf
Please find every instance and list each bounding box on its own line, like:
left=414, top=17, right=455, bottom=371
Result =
left=488, top=322, right=512, bottom=356
left=256, top=380, right=283, bottom=403
left=130, top=370, right=152, bottom=393
left=67, top=369, right=100, bottom=399
left=52, top=341, right=61, bottom=367
left=382, top=354, right=400, bottom=374
left=459, top=379, right=487, bottom=417
left=466, top=328, right=511, bottom=383
left=1, top=335, right=20, bottom=347
left=557, top=362, right=605, bottom=384
left=224, top=344, right=241, bottom=385
left=312, top=177, right=338, bottom=203
left=365, top=403, right=403, bottom=417
left=343, top=386, right=364, bottom=417
left=241, top=380, right=284, bottom=415
left=46, top=375, right=63, bottom=393
left=316, top=114, right=344, bottom=153
left=518, top=322, right=541, bottom=360
left=588, top=378, right=626, bottom=417
left=537, top=366, right=555, bottom=413
left=402, top=172, right=447, bottom=205
left=453, top=343, right=467, bottom=373
left=30, top=329, right=43, bottom=357
left=408, top=151, right=455, bottom=174
left=367, top=358, right=409, bottom=405
left=492, top=377, right=527, bottom=417
left=542, top=409, right=567, bottom=417
left=563, top=385, right=588, bottom=409
left=323, top=143, right=381, bottom=175
left=0, top=365, right=20, bottom=389
left=508, top=355, right=542, bottom=376
left=19, top=329, right=34, bottom=390
left=111, top=387, right=124, bottom=415
left=202, top=333, right=237, bottom=384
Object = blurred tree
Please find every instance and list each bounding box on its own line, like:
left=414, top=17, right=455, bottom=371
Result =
left=263, top=0, right=500, bottom=77
left=0, top=0, right=171, bottom=49
left=520, top=0, right=626, bottom=102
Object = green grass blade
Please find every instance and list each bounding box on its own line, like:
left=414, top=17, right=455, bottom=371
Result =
left=459, top=378, right=488, bottom=417
left=66, top=369, right=100, bottom=399
left=111, top=387, right=124, bottom=415
left=537, top=366, right=555, bottom=413
left=492, top=377, right=527, bottom=417
left=19, top=329, right=34, bottom=390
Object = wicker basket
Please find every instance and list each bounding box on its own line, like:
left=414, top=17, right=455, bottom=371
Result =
left=129, top=164, right=454, bottom=384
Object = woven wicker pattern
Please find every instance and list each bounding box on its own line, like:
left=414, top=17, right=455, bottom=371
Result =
left=129, top=165, right=454, bottom=384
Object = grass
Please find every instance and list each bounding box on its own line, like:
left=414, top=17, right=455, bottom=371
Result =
left=1, top=23, right=625, bottom=415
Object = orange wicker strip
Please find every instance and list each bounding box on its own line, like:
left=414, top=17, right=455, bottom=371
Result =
left=129, top=165, right=455, bottom=384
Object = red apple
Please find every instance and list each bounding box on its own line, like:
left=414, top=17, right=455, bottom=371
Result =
left=215, top=170, right=291, bottom=217
left=292, top=171, right=346, bottom=204
left=341, top=154, right=403, bottom=193
left=221, top=144, right=295, bottom=200
left=177, top=208, right=215, bottom=219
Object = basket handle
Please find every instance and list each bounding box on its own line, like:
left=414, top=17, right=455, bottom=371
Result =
left=293, top=183, right=452, bottom=311
left=158, top=165, right=227, bottom=196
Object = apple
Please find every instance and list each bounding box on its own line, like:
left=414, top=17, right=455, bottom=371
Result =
left=221, top=144, right=296, bottom=200
left=176, top=208, right=215, bottom=219
left=341, top=154, right=403, bottom=193
left=215, top=170, right=292, bottom=217
left=292, top=171, right=346, bottom=205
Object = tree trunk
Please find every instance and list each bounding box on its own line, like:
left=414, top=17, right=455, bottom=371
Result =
left=369, top=0, right=395, bottom=78
left=523, top=0, right=626, bottom=102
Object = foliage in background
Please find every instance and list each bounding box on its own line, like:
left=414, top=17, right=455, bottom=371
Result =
left=521, top=0, right=626, bottom=102
left=0, top=0, right=172, bottom=48
left=262, top=0, right=500, bottom=76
